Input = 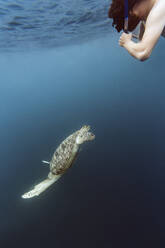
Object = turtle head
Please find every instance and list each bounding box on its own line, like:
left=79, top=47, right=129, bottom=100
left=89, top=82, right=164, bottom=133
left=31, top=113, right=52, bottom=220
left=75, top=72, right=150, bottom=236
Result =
left=76, top=125, right=95, bottom=145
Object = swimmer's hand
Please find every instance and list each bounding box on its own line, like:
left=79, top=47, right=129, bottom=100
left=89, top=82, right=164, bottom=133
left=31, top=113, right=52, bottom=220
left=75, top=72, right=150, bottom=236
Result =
left=119, top=32, right=132, bottom=47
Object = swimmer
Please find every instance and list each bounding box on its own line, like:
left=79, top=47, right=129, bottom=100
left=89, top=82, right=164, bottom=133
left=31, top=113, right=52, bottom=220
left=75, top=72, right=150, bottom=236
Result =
left=108, top=0, right=165, bottom=61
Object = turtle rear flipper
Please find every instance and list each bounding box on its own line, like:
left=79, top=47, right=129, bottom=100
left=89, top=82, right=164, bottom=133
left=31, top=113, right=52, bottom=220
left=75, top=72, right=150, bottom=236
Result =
left=22, top=175, right=61, bottom=199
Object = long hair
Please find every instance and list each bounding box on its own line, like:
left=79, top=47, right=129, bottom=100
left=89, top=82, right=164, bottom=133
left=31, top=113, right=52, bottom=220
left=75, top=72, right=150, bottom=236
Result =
left=108, top=0, right=141, bottom=32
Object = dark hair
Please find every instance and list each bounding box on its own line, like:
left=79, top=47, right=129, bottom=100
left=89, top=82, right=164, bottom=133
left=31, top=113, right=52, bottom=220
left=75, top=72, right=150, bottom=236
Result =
left=108, top=0, right=141, bottom=32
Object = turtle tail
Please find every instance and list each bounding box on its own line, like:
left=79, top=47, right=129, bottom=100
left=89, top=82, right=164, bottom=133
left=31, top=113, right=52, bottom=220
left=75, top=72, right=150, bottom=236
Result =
left=22, top=175, right=61, bottom=199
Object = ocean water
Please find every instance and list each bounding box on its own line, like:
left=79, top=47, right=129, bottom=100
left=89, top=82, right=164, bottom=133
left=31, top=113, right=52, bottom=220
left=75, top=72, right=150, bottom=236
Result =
left=0, top=1, right=165, bottom=248
left=0, top=0, right=110, bottom=51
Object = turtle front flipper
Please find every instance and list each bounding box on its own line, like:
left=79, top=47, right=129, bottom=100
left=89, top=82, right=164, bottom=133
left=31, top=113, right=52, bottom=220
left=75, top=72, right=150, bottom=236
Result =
left=22, top=175, right=61, bottom=199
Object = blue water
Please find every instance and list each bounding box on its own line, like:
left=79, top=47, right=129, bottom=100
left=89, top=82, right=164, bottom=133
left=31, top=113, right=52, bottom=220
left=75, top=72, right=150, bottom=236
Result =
left=0, top=1, right=165, bottom=248
left=0, top=0, right=110, bottom=51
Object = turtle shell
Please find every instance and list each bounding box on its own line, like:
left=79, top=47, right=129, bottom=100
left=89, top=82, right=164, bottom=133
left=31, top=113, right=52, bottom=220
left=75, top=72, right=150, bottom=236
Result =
left=49, top=132, right=79, bottom=175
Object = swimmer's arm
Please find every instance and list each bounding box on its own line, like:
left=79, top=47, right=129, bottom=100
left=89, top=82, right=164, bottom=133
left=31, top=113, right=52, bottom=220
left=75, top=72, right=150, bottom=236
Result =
left=120, top=2, right=165, bottom=61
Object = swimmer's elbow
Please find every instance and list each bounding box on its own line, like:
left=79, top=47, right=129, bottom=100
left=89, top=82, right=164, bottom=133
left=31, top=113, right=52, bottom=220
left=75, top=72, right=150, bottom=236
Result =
left=139, top=53, right=150, bottom=61
left=137, top=50, right=151, bottom=62
left=126, top=41, right=152, bottom=61
left=133, top=42, right=152, bottom=61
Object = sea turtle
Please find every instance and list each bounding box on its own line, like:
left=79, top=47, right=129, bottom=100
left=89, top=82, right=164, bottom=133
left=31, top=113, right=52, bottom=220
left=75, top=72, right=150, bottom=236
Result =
left=22, top=125, right=95, bottom=199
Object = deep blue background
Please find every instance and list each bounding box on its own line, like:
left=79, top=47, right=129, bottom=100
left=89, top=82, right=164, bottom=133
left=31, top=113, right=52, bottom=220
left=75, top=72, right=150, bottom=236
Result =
left=0, top=1, right=165, bottom=247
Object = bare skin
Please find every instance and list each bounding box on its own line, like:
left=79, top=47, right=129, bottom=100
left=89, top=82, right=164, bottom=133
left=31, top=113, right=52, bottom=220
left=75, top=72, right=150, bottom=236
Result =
left=119, top=0, right=165, bottom=61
